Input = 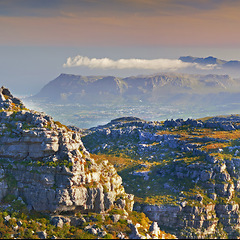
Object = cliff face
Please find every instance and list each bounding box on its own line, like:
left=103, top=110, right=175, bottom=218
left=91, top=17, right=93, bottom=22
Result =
left=0, top=86, right=134, bottom=214
left=137, top=157, right=240, bottom=238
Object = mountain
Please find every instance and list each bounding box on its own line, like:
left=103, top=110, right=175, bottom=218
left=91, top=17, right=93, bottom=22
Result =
left=180, top=55, right=240, bottom=69
left=32, top=72, right=239, bottom=104
left=5, top=84, right=240, bottom=238
left=179, top=56, right=227, bottom=65
left=33, top=73, right=126, bottom=103
left=0, top=86, right=134, bottom=213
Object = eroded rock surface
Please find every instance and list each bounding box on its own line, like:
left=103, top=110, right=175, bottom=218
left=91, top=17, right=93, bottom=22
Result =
left=82, top=115, right=240, bottom=238
left=0, top=87, right=134, bottom=214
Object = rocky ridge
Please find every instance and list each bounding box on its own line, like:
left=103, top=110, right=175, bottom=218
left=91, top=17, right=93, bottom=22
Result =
left=82, top=115, right=240, bottom=238
left=0, top=86, right=135, bottom=214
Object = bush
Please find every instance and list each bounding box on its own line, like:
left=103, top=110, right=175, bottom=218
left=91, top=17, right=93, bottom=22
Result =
left=2, top=194, right=16, bottom=203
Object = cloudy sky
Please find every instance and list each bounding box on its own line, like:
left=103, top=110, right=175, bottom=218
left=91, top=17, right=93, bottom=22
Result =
left=1, top=0, right=240, bottom=94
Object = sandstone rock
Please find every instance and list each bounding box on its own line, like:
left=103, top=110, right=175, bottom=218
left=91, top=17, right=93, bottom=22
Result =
left=98, top=231, right=107, bottom=237
left=50, top=216, right=64, bottom=228
left=115, top=198, right=126, bottom=209
left=128, top=223, right=146, bottom=239
left=0, top=86, right=25, bottom=110
left=4, top=215, right=11, bottom=222
left=70, top=216, right=86, bottom=227
left=110, top=214, right=121, bottom=223
left=117, top=232, right=126, bottom=239
left=84, top=225, right=98, bottom=235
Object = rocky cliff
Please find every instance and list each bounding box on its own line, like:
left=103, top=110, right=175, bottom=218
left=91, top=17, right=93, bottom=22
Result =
left=0, top=86, right=180, bottom=239
left=136, top=156, right=240, bottom=239
left=0, top=86, right=134, bottom=215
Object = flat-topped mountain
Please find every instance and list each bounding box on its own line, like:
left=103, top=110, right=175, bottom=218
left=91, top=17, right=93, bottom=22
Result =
left=32, top=72, right=239, bottom=104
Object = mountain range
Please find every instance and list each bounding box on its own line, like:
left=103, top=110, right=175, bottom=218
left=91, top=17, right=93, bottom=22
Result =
left=32, top=72, right=240, bottom=105
left=179, top=55, right=240, bottom=68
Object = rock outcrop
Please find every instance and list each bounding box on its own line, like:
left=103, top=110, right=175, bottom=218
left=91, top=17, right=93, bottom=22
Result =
left=0, top=86, right=25, bottom=110
left=0, top=87, right=134, bottom=214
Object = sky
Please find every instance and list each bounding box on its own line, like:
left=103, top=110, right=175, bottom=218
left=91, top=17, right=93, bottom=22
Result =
left=0, top=0, right=240, bottom=95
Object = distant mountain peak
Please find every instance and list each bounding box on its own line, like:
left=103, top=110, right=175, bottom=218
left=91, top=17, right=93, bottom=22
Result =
left=58, top=73, right=81, bottom=78
left=179, top=55, right=240, bottom=68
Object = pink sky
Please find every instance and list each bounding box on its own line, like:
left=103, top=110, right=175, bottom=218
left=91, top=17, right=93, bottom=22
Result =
left=1, top=0, right=240, bottom=95
left=1, top=0, right=240, bottom=47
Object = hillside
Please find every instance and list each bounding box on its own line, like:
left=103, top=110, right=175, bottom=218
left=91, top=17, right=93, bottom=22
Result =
left=33, top=74, right=125, bottom=103
left=82, top=115, right=240, bottom=238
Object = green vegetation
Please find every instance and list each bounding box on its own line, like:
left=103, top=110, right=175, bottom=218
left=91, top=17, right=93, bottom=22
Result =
left=0, top=196, right=175, bottom=239
left=0, top=210, right=97, bottom=239
left=54, top=121, right=70, bottom=131
left=4, top=173, right=17, bottom=189
left=36, top=159, right=73, bottom=168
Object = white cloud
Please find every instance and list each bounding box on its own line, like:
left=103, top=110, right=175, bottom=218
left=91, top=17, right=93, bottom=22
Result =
left=63, top=55, right=219, bottom=72
left=63, top=55, right=199, bottom=71
left=195, top=63, right=218, bottom=70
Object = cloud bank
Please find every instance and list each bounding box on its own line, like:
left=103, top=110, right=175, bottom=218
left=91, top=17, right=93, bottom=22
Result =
left=63, top=55, right=199, bottom=71
left=63, top=55, right=217, bottom=71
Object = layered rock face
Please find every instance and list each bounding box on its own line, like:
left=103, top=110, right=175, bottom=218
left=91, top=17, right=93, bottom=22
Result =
left=137, top=158, right=240, bottom=238
left=0, top=86, right=133, bottom=214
